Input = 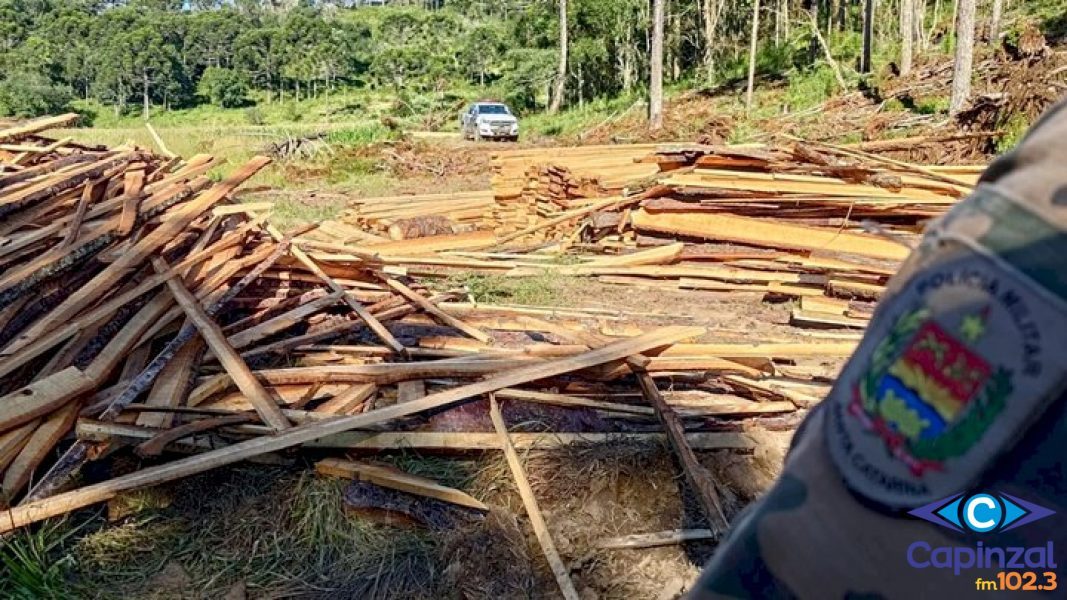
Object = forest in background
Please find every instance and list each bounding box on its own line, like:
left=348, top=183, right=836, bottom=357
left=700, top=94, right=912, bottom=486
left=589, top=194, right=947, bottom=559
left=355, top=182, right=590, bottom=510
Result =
left=0, top=0, right=1058, bottom=127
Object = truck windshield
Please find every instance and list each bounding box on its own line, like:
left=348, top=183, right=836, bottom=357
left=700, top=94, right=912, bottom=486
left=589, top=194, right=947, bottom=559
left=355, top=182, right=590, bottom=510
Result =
left=478, top=104, right=509, bottom=114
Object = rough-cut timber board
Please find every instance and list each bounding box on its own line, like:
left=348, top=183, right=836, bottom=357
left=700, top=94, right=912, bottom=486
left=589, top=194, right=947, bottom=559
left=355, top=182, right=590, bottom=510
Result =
left=136, top=340, right=202, bottom=429
left=790, top=308, right=869, bottom=329
left=313, top=383, right=377, bottom=415
left=489, top=396, right=580, bottom=600
left=0, top=367, right=93, bottom=433
left=385, top=278, right=491, bottom=343
left=315, top=458, right=488, bottom=511
left=0, top=113, right=79, bottom=142
left=632, top=366, right=727, bottom=534
left=362, top=230, right=498, bottom=255
left=2, top=403, right=81, bottom=501
left=156, top=258, right=291, bottom=432
left=77, top=422, right=759, bottom=452
left=584, top=242, right=684, bottom=267
left=631, top=208, right=909, bottom=261
left=13, top=157, right=272, bottom=346
left=0, top=326, right=702, bottom=532
left=597, top=529, right=716, bottom=549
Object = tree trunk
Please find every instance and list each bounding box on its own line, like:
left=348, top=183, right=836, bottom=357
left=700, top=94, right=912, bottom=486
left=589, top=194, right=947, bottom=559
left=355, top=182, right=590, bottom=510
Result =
left=949, top=0, right=976, bottom=115
left=702, top=0, right=719, bottom=82
left=990, top=0, right=1002, bottom=45
left=901, top=0, right=914, bottom=75
left=861, top=0, right=874, bottom=73
left=548, top=0, right=568, bottom=114
left=745, top=0, right=761, bottom=114
left=142, top=71, right=150, bottom=121
left=929, top=0, right=942, bottom=42
left=649, top=0, right=665, bottom=130
left=671, top=6, right=682, bottom=81
left=915, top=0, right=927, bottom=51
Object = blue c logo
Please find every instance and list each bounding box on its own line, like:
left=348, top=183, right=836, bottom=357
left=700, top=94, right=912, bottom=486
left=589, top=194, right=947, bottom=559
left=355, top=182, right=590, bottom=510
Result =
left=962, top=494, right=1002, bottom=532
left=909, top=491, right=1056, bottom=533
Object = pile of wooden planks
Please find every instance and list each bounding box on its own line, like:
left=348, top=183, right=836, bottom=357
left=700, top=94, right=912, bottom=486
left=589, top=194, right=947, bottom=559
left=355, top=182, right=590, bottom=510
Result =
left=0, top=116, right=838, bottom=549
left=325, top=189, right=496, bottom=240
left=300, top=139, right=986, bottom=333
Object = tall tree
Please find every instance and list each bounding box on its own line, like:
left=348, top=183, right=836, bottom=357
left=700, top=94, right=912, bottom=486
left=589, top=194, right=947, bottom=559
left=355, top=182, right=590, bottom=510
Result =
left=649, top=0, right=665, bottom=130
left=989, top=0, right=1002, bottom=45
left=901, top=0, right=914, bottom=75
left=701, top=0, right=722, bottom=83
left=745, top=0, right=760, bottom=113
left=949, top=0, right=976, bottom=115
left=548, top=0, right=567, bottom=114
left=860, top=0, right=874, bottom=73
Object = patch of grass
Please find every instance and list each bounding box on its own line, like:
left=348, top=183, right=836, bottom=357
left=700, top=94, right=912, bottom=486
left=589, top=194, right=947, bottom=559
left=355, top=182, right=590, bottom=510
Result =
left=267, top=195, right=346, bottom=231
left=445, top=272, right=566, bottom=306
left=522, top=93, right=640, bottom=139
left=0, top=519, right=81, bottom=599
left=914, top=96, right=949, bottom=115
left=785, top=65, right=840, bottom=111
left=996, top=113, right=1031, bottom=153
left=74, top=516, right=184, bottom=580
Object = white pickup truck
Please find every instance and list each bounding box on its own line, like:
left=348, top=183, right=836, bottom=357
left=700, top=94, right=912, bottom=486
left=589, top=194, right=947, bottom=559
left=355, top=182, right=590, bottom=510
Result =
left=460, top=101, right=519, bottom=142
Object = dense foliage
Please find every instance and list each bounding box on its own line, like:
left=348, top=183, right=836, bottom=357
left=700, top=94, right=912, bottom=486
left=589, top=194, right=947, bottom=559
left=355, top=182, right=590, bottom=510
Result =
left=0, top=0, right=1016, bottom=120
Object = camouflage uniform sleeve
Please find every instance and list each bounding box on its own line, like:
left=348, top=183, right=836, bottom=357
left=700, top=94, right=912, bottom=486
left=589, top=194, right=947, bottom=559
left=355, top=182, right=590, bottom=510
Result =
left=689, top=98, right=1067, bottom=600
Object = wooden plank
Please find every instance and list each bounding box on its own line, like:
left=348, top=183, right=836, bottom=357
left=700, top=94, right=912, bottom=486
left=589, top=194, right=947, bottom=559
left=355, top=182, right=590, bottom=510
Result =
left=584, top=242, right=684, bottom=267
left=489, top=396, right=580, bottom=600
left=136, top=340, right=202, bottom=429
left=83, top=292, right=176, bottom=384
left=313, top=383, right=377, bottom=415
left=117, top=168, right=145, bottom=235
left=597, top=529, right=716, bottom=549
left=496, top=388, right=654, bottom=416
left=0, top=113, right=79, bottom=142
left=630, top=361, right=728, bottom=535
left=59, top=179, right=99, bottom=249
left=362, top=230, right=498, bottom=255
left=790, top=308, right=868, bottom=329
left=0, top=326, right=702, bottom=532
left=631, top=208, right=909, bottom=261
left=267, top=224, right=404, bottom=354
left=315, top=458, right=488, bottom=511
left=0, top=422, right=35, bottom=473
left=2, top=403, right=81, bottom=503
left=223, top=290, right=344, bottom=351
left=0, top=367, right=93, bottom=433
left=396, top=380, right=426, bottom=403
left=800, top=295, right=850, bottom=315
left=154, top=258, right=291, bottom=432
left=385, top=278, right=491, bottom=343
left=78, top=422, right=760, bottom=451
left=12, top=157, right=271, bottom=344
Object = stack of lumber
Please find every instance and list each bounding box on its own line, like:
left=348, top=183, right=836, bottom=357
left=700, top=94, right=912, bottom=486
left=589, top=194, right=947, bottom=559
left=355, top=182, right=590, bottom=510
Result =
left=489, top=164, right=611, bottom=240
left=488, top=144, right=661, bottom=238
left=490, top=144, right=662, bottom=198
left=0, top=116, right=834, bottom=544
left=303, top=140, right=985, bottom=331
left=324, top=190, right=495, bottom=239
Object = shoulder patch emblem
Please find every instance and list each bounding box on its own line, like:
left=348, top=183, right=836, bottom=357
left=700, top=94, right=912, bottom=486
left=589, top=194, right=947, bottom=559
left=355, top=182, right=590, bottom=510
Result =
left=826, top=249, right=1067, bottom=508
left=850, top=307, right=1012, bottom=476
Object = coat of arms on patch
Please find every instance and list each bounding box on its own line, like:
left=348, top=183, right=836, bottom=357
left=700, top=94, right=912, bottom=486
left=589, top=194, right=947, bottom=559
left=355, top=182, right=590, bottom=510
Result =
left=849, top=307, right=1014, bottom=476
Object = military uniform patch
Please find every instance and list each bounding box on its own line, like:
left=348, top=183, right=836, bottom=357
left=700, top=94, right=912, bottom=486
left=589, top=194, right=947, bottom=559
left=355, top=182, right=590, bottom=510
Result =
left=826, top=239, right=1067, bottom=508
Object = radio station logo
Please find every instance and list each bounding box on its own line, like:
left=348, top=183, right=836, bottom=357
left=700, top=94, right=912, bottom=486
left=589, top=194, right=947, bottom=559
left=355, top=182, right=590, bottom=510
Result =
left=909, top=491, right=1056, bottom=533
